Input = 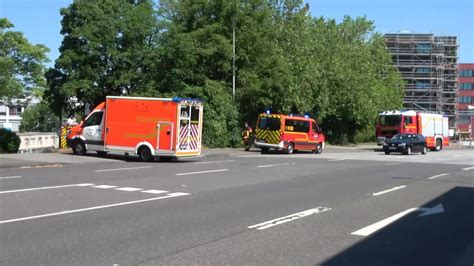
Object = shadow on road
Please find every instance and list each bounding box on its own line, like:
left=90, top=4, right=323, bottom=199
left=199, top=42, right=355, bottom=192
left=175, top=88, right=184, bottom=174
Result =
left=321, top=186, right=474, bottom=266
left=62, top=152, right=197, bottom=163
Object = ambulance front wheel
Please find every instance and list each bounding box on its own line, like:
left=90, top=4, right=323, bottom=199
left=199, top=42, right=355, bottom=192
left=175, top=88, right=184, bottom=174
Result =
left=72, top=140, right=86, bottom=155
left=313, top=142, right=323, bottom=154
left=138, top=146, right=153, bottom=162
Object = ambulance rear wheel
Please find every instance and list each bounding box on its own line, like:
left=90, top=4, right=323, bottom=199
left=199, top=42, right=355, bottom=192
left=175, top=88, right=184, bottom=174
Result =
left=138, top=146, right=153, bottom=162
left=286, top=143, right=294, bottom=154
left=72, top=140, right=86, bottom=155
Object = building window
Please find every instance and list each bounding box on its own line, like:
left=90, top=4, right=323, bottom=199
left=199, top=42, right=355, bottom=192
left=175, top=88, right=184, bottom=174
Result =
left=459, top=83, right=473, bottom=90
left=458, top=115, right=471, bottom=123
left=415, top=68, right=431, bottom=73
left=460, top=69, right=474, bottom=77
left=459, top=96, right=473, bottom=104
left=415, top=80, right=430, bottom=89
left=416, top=43, right=431, bottom=54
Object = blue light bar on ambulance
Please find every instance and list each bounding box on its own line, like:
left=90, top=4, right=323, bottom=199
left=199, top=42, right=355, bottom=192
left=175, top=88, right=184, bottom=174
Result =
left=304, top=112, right=310, bottom=118
left=265, top=107, right=272, bottom=114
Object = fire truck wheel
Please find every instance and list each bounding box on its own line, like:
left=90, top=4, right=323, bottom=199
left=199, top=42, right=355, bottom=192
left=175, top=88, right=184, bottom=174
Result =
left=286, top=143, right=294, bottom=154
left=261, top=148, right=269, bottom=154
left=435, top=139, right=442, bottom=151
left=138, top=146, right=153, bottom=162
left=72, top=140, right=86, bottom=155
left=314, top=143, right=323, bottom=154
left=422, top=146, right=427, bottom=155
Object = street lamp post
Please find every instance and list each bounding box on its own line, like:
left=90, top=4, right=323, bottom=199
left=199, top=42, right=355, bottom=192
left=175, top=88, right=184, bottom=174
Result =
left=468, top=105, right=474, bottom=147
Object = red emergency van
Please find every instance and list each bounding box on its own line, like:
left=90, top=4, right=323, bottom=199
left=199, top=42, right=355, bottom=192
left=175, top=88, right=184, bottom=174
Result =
left=67, top=96, right=203, bottom=161
left=254, top=112, right=325, bottom=154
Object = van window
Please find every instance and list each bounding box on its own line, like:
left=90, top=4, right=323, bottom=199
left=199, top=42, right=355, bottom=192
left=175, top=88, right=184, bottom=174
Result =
left=258, top=117, right=281, bottom=130
left=312, top=121, right=321, bottom=132
left=285, top=119, right=309, bottom=133
left=84, top=111, right=103, bottom=127
left=404, top=116, right=413, bottom=125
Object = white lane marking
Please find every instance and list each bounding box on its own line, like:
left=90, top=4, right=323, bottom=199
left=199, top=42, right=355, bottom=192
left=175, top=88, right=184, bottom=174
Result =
left=0, top=192, right=190, bottom=225
left=328, top=158, right=347, bottom=162
left=95, top=166, right=152, bottom=172
left=0, top=183, right=93, bottom=194
left=248, top=207, right=331, bottom=230
left=453, top=155, right=464, bottom=157
left=176, top=169, right=228, bottom=176
left=385, top=163, right=400, bottom=166
left=115, top=187, right=143, bottom=192
left=257, top=163, right=295, bottom=168
left=0, top=176, right=22, bottom=180
left=462, top=166, right=474, bottom=171
left=141, top=190, right=168, bottom=194
left=76, top=183, right=95, bottom=186
left=93, top=185, right=118, bottom=189
left=194, top=160, right=235, bottom=165
left=351, top=204, right=444, bottom=236
left=427, top=173, right=449, bottom=180
left=371, top=185, right=407, bottom=196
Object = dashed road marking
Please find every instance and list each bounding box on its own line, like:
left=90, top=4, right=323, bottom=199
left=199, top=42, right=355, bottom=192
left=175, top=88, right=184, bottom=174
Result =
left=176, top=169, right=229, bottom=176
left=427, top=173, right=449, bottom=180
left=257, top=163, right=295, bottom=168
left=0, top=176, right=21, bottom=180
left=385, top=163, right=401, bottom=166
left=141, top=190, right=168, bottom=195
left=93, top=185, right=118, bottom=189
left=0, top=183, right=92, bottom=194
left=194, top=160, right=235, bottom=165
left=0, top=192, right=190, bottom=225
left=95, top=166, right=152, bottom=172
left=248, top=207, right=331, bottom=230
left=371, top=185, right=407, bottom=196
left=462, top=166, right=474, bottom=171
left=328, top=158, right=347, bottom=162
left=115, top=187, right=143, bottom=192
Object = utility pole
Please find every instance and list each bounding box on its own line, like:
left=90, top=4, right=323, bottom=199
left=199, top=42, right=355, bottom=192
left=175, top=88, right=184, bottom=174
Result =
left=232, top=17, right=236, bottom=101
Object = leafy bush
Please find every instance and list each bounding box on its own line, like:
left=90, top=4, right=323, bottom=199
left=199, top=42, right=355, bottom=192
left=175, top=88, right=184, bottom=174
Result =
left=20, top=103, right=60, bottom=132
left=0, top=129, right=21, bottom=153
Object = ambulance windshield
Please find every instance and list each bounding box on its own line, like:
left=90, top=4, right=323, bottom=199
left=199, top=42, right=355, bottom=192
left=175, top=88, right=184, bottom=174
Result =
left=258, top=116, right=280, bottom=130
left=379, top=115, right=401, bottom=126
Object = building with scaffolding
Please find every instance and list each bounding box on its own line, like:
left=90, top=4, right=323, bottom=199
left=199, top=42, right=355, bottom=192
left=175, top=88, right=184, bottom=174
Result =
left=384, top=33, right=458, bottom=128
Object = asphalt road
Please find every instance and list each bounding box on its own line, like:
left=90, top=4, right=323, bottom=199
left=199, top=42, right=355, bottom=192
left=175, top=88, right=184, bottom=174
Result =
left=0, top=148, right=473, bottom=265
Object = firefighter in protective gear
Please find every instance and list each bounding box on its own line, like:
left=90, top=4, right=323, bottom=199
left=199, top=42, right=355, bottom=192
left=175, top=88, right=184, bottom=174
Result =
left=242, top=122, right=253, bottom=151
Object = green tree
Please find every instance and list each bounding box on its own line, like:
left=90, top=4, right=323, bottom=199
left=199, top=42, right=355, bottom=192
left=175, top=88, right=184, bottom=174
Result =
left=0, top=18, right=49, bottom=99
left=19, top=103, right=60, bottom=132
left=45, top=0, right=157, bottom=117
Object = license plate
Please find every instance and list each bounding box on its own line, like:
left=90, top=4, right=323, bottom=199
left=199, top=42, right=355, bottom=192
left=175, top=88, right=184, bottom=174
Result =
left=389, top=147, right=397, bottom=150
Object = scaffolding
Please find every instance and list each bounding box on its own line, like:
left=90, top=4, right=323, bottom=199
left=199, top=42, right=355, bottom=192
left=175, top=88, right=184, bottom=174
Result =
left=384, top=33, right=458, bottom=128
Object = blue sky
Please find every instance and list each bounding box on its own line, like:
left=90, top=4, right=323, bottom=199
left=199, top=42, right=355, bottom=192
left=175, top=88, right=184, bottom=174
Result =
left=1, top=0, right=473, bottom=67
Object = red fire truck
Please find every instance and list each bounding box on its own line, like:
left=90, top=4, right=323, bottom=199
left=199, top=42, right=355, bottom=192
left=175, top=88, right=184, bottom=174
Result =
left=376, top=110, right=449, bottom=151
left=67, top=96, right=203, bottom=161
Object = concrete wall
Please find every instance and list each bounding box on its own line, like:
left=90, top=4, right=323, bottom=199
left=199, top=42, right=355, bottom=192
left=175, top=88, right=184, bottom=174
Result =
left=17, top=132, right=59, bottom=153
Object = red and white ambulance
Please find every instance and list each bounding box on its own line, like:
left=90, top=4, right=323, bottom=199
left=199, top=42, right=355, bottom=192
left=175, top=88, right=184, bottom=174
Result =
left=376, top=110, right=449, bottom=151
left=67, top=96, right=203, bottom=161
